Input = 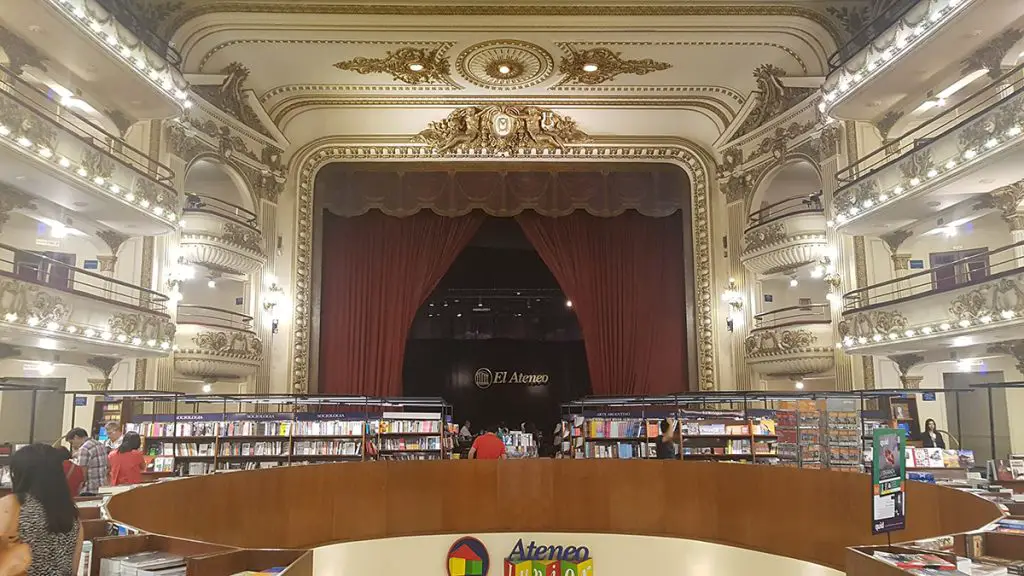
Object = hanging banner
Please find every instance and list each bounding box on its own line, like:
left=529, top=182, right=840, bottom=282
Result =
left=872, top=427, right=907, bottom=534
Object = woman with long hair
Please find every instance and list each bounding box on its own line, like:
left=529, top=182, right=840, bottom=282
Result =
left=0, top=444, right=82, bottom=575
left=108, top=432, right=146, bottom=486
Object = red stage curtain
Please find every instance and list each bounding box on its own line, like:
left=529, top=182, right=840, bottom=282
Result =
left=516, top=211, right=686, bottom=395
left=318, top=210, right=483, bottom=396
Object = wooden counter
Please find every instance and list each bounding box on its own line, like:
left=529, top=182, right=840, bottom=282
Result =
left=106, top=460, right=1002, bottom=570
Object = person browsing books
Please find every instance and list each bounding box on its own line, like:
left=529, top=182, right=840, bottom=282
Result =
left=468, top=425, right=507, bottom=460
left=64, top=428, right=107, bottom=496
left=654, top=419, right=678, bottom=460
left=921, top=419, right=946, bottom=449
left=103, top=422, right=123, bottom=453
left=108, top=432, right=146, bottom=486
left=0, top=444, right=82, bottom=575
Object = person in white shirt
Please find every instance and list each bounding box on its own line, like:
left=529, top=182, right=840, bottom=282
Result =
left=103, top=422, right=123, bottom=452
left=459, top=420, right=472, bottom=439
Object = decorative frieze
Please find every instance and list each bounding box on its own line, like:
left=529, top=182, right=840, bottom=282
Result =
left=962, top=29, right=1024, bottom=79
left=556, top=46, right=670, bottom=85
left=838, top=310, right=909, bottom=340
left=335, top=46, right=453, bottom=85
left=744, top=328, right=816, bottom=355
left=414, top=105, right=589, bottom=154
left=192, top=330, right=263, bottom=360
left=193, top=62, right=273, bottom=137
left=221, top=222, right=264, bottom=254
left=949, top=278, right=1024, bottom=325
left=743, top=222, right=787, bottom=253
left=734, top=64, right=815, bottom=138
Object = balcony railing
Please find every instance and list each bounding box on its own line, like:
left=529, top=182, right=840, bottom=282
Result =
left=177, top=305, right=254, bottom=332
left=752, top=304, right=831, bottom=330
left=836, top=63, right=1024, bottom=187
left=0, top=242, right=167, bottom=313
left=92, top=0, right=182, bottom=66
left=184, top=195, right=258, bottom=229
left=827, top=0, right=920, bottom=71
left=746, top=192, right=823, bottom=231
left=0, top=63, right=176, bottom=193
left=843, top=240, right=1024, bottom=311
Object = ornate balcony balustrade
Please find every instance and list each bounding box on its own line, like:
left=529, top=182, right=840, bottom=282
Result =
left=744, top=304, right=835, bottom=376
left=4, top=0, right=189, bottom=117
left=174, top=305, right=262, bottom=380
left=0, top=242, right=173, bottom=356
left=741, top=193, right=828, bottom=275
left=0, top=64, right=178, bottom=234
left=834, top=65, right=1024, bottom=235
left=840, top=241, right=1024, bottom=353
left=179, top=195, right=264, bottom=275
left=822, top=0, right=1021, bottom=121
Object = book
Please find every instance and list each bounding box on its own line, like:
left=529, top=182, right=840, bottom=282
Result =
left=874, top=552, right=957, bottom=570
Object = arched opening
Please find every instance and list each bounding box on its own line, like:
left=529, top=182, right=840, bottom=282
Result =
left=747, top=160, right=821, bottom=220
left=182, top=157, right=258, bottom=219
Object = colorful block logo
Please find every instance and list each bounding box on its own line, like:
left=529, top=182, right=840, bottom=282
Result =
left=504, top=539, right=593, bottom=576
left=447, top=536, right=490, bottom=576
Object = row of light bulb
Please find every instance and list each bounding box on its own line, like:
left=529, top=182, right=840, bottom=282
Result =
left=0, top=123, right=179, bottom=222
left=832, top=123, right=1023, bottom=225
left=51, top=0, right=192, bottom=108
left=820, top=0, right=969, bottom=113
left=841, top=309, right=1017, bottom=349
left=0, top=311, right=175, bottom=350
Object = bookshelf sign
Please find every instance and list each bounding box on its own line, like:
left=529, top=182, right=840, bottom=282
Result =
left=871, top=428, right=907, bottom=534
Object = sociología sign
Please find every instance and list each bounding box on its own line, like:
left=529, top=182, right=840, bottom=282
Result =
left=446, top=536, right=593, bottom=576
left=474, top=368, right=549, bottom=389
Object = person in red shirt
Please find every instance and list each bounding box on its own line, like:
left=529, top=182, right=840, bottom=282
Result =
left=107, top=432, right=146, bottom=486
left=468, top=425, right=507, bottom=460
left=56, top=447, right=84, bottom=497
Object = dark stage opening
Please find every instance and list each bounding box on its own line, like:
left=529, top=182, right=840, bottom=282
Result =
left=403, top=217, right=591, bottom=439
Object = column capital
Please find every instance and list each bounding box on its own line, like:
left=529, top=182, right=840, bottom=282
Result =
left=892, top=253, right=912, bottom=270
left=96, top=255, right=118, bottom=274
left=901, top=375, right=924, bottom=390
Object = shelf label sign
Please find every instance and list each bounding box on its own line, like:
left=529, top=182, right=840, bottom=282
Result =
left=871, top=427, right=907, bottom=534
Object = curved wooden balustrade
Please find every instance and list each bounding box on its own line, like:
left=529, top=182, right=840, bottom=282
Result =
left=105, top=460, right=1001, bottom=570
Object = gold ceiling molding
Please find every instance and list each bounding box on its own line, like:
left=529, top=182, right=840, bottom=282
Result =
left=334, top=45, right=455, bottom=85
left=162, top=3, right=841, bottom=43
left=556, top=46, right=671, bottom=86
left=0, top=25, right=48, bottom=75
left=732, top=64, right=816, bottom=140
left=559, top=39, right=809, bottom=74
left=414, top=105, right=588, bottom=154
left=193, top=62, right=273, bottom=137
left=198, top=39, right=454, bottom=74
left=456, top=40, right=554, bottom=90
left=267, top=95, right=735, bottom=133
left=288, top=135, right=719, bottom=394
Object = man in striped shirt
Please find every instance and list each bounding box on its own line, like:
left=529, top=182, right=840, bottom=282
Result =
left=65, top=428, right=109, bottom=495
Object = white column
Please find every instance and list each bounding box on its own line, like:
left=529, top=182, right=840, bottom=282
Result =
left=728, top=201, right=753, bottom=391
left=821, top=152, right=855, bottom=391
left=1012, top=228, right=1024, bottom=262
left=252, top=200, right=278, bottom=395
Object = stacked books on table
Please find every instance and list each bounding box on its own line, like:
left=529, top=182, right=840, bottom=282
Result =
left=100, top=551, right=185, bottom=575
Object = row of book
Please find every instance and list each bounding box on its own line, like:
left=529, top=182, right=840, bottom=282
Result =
left=377, top=437, right=442, bottom=451
left=293, top=440, right=361, bottom=457
left=127, top=418, right=440, bottom=438
left=372, top=419, right=442, bottom=434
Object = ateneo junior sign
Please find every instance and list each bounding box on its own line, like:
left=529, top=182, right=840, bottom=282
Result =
left=446, top=536, right=593, bottom=576
left=474, top=368, right=549, bottom=389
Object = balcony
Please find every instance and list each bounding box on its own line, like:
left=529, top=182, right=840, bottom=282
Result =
left=179, top=195, right=265, bottom=275
left=0, top=65, right=178, bottom=235
left=822, top=0, right=1024, bottom=121
left=1, top=0, right=189, bottom=119
left=0, top=243, right=174, bottom=359
left=174, top=305, right=262, bottom=380
left=839, top=241, right=1024, bottom=354
left=744, top=304, right=835, bottom=376
left=740, top=194, right=828, bottom=275
left=833, top=65, right=1024, bottom=235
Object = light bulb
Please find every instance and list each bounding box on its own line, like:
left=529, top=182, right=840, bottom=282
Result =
left=789, top=278, right=799, bottom=287
left=202, top=383, right=212, bottom=393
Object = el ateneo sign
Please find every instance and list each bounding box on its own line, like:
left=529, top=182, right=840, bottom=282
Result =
left=474, top=368, right=549, bottom=389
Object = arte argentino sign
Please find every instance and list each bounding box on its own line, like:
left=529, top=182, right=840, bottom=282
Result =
left=474, top=368, right=549, bottom=389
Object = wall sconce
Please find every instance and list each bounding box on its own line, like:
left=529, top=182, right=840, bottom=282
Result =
left=262, top=279, right=284, bottom=334
left=166, top=257, right=195, bottom=302
left=721, top=277, right=744, bottom=332
left=810, top=256, right=842, bottom=288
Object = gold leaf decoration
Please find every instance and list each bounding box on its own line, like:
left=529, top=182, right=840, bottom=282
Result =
left=334, top=47, right=452, bottom=84
left=557, top=46, right=671, bottom=85
left=414, top=105, right=589, bottom=154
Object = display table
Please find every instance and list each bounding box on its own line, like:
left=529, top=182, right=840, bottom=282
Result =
left=105, top=460, right=1001, bottom=571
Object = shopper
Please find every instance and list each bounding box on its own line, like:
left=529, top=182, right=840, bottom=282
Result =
left=468, top=425, right=507, bottom=460
left=0, top=444, right=82, bottom=575
left=921, top=418, right=946, bottom=449
left=108, top=432, right=146, bottom=486
left=55, top=448, right=84, bottom=498
left=64, top=428, right=108, bottom=495
left=459, top=420, right=472, bottom=439
left=103, top=422, right=123, bottom=453
left=654, top=419, right=678, bottom=460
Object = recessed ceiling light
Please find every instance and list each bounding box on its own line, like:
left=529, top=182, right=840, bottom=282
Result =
left=582, top=63, right=599, bottom=72
left=980, top=178, right=995, bottom=184
left=926, top=201, right=941, bottom=207
left=14, top=175, right=25, bottom=180
left=73, top=201, right=88, bottom=207
left=408, top=63, right=424, bottom=72
left=498, top=65, right=511, bottom=75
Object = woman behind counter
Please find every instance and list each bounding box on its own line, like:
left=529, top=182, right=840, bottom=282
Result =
left=921, top=418, right=946, bottom=449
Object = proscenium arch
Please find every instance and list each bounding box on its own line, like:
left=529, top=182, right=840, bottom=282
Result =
left=287, top=137, right=719, bottom=394
left=745, top=157, right=822, bottom=219
left=183, top=153, right=260, bottom=217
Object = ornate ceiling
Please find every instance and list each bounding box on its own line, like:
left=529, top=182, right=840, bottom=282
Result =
left=137, top=1, right=868, bottom=151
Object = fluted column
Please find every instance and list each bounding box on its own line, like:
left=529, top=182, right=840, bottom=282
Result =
left=1011, top=220, right=1024, bottom=262
left=820, top=133, right=854, bottom=391
left=252, top=199, right=278, bottom=395
left=727, top=201, right=753, bottom=391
